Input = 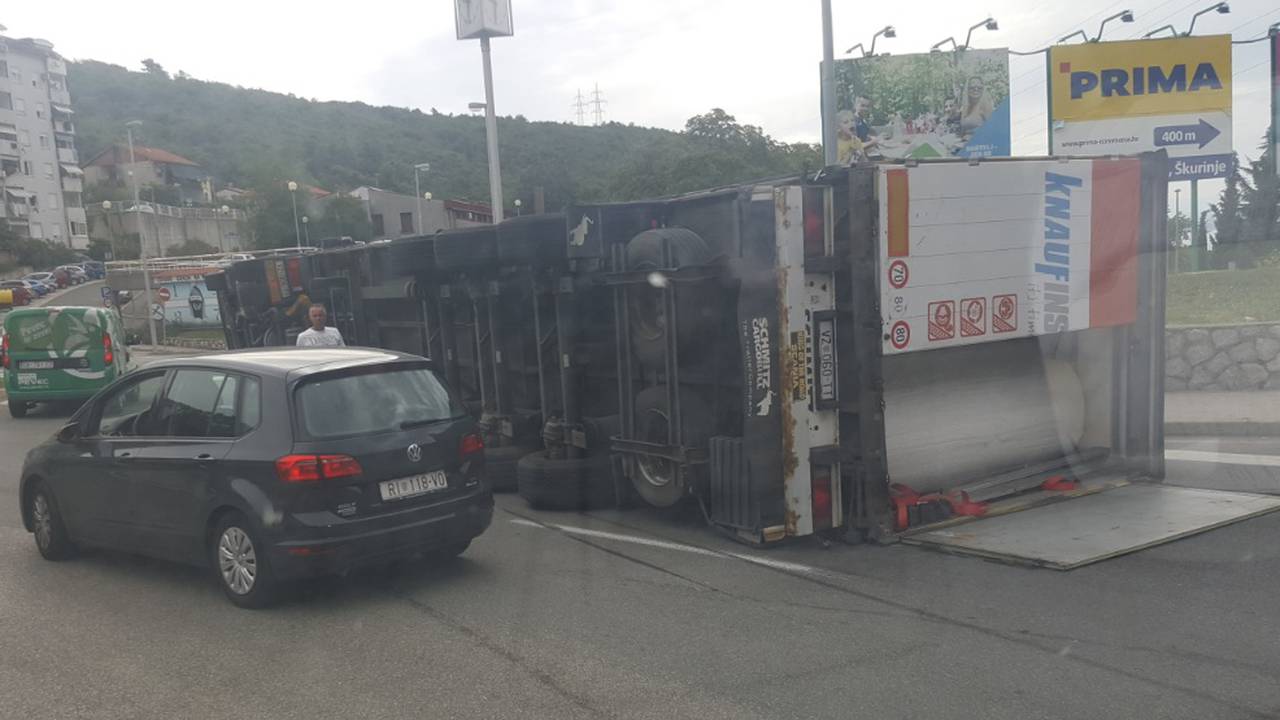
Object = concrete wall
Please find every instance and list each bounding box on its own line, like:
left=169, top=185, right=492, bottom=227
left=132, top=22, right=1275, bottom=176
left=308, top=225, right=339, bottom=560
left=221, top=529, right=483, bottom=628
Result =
left=89, top=205, right=248, bottom=255
left=1166, top=323, right=1280, bottom=391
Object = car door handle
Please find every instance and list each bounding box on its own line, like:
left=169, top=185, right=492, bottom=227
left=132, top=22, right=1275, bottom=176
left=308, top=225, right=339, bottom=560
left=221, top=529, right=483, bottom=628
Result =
left=193, top=453, right=215, bottom=461
left=117, top=451, right=134, bottom=459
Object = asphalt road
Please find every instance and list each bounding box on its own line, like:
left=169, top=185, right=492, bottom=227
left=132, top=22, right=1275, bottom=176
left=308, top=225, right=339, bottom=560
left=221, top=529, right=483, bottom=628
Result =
left=2, top=405, right=1279, bottom=719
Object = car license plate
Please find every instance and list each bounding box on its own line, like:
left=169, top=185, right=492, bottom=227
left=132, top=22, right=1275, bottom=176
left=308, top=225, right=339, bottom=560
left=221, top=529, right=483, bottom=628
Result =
left=379, top=471, right=448, bottom=501
left=18, top=360, right=54, bottom=370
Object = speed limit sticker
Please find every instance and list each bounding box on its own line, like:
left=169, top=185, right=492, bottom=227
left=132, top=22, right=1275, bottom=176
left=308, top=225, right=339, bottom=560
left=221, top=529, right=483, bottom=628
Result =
left=889, top=321, right=910, bottom=350
left=888, top=260, right=909, bottom=289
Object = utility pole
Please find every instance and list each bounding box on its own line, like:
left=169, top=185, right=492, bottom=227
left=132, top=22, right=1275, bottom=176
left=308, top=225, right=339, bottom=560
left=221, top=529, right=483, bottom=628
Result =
left=572, top=89, right=588, bottom=125
left=125, top=120, right=158, bottom=347
left=820, top=0, right=837, bottom=165
left=480, top=36, right=504, bottom=222
left=590, top=83, right=607, bottom=125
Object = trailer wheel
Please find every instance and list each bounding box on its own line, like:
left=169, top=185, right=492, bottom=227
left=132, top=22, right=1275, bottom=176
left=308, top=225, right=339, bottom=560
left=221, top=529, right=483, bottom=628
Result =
left=485, top=444, right=536, bottom=493
left=630, top=386, right=714, bottom=508
left=625, top=228, right=717, bottom=370
left=516, top=451, right=615, bottom=510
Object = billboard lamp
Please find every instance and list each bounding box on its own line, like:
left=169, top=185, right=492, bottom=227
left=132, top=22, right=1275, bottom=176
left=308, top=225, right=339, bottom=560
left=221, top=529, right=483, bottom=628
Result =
left=1185, top=3, right=1229, bottom=36
left=1095, top=10, right=1134, bottom=41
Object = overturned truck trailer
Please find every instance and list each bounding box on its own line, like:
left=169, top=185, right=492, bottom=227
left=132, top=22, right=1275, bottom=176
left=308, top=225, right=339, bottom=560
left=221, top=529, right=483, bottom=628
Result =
left=214, top=154, right=1178, bottom=554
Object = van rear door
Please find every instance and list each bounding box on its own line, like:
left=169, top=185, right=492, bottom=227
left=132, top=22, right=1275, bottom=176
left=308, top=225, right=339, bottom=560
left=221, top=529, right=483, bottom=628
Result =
left=4, top=308, right=108, bottom=397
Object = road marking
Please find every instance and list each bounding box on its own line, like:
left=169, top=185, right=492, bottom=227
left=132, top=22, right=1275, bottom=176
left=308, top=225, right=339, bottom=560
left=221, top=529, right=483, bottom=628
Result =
left=510, top=518, right=827, bottom=576
left=1166, top=449, right=1280, bottom=468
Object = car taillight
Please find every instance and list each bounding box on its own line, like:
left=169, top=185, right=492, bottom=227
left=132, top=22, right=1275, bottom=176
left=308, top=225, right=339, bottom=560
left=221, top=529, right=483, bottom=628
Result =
left=811, top=465, right=833, bottom=531
left=460, top=433, right=484, bottom=460
left=275, top=454, right=363, bottom=483
left=102, top=332, right=113, bottom=366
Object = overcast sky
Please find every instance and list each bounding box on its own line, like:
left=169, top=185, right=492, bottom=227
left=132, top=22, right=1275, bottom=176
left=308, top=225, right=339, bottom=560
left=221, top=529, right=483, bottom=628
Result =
left=3, top=0, right=1277, bottom=199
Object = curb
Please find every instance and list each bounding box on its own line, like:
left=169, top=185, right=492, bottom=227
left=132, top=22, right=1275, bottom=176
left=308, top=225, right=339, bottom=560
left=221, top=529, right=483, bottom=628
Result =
left=1165, top=421, right=1280, bottom=437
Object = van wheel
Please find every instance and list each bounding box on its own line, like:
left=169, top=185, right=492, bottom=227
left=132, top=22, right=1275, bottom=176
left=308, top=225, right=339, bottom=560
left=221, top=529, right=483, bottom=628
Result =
left=27, top=481, right=76, bottom=561
left=210, top=512, right=279, bottom=609
left=9, top=401, right=29, bottom=419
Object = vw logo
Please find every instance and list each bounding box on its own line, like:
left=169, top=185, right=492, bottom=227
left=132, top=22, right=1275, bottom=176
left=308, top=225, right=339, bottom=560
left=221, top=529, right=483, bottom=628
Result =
left=406, top=443, right=423, bottom=462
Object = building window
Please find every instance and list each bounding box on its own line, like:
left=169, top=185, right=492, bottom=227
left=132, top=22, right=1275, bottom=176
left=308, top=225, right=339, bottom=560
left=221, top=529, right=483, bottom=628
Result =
left=63, top=191, right=82, bottom=208
left=39, top=134, right=49, bottom=149
left=44, top=162, right=54, bottom=180
left=15, top=97, right=25, bottom=114
left=0, top=60, right=7, bottom=77
left=20, top=129, right=29, bottom=146
left=51, top=223, right=62, bottom=238
left=22, top=160, right=32, bottom=175
left=9, top=68, right=19, bottom=82
left=0, top=92, right=11, bottom=111
left=36, top=103, right=45, bottom=119
left=372, top=213, right=385, bottom=237
left=47, top=193, right=59, bottom=210
left=29, top=222, right=43, bottom=239
left=70, top=221, right=87, bottom=236
left=400, top=212, right=414, bottom=234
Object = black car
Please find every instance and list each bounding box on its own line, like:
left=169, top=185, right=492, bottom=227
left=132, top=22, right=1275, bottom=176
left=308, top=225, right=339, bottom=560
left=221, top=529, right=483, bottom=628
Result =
left=18, top=347, right=492, bottom=608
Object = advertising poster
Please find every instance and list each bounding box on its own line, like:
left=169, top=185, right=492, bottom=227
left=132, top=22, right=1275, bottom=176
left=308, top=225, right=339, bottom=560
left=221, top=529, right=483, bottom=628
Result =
left=1048, top=35, right=1232, bottom=180
left=156, top=273, right=222, bottom=327
left=832, top=49, right=1011, bottom=164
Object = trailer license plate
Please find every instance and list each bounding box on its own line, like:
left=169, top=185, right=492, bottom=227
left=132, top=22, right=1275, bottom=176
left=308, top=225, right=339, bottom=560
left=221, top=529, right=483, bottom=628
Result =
left=18, top=360, right=54, bottom=370
left=379, top=471, right=448, bottom=501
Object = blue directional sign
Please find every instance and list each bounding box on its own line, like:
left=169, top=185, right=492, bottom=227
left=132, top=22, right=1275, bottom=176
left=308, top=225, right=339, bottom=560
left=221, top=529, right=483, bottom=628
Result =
left=1154, top=118, right=1222, bottom=150
left=1168, top=153, right=1235, bottom=181
left=100, top=285, right=112, bottom=299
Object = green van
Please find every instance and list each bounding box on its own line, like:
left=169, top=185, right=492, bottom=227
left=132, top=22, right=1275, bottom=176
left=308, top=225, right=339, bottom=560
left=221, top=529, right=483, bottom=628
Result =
left=2, top=306, right=132, bottom=418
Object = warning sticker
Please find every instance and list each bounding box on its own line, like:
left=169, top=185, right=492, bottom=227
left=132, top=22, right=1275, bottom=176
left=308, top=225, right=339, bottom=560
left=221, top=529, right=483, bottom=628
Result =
left=888, top=260, right=909, bottom=289
left=993, top=294, right=1017, bottom=333
left=960, top=297, right=986, bottom=337
left=928, top=301, right=955, bottom=342
left=889, top=321, right=911, bottom=350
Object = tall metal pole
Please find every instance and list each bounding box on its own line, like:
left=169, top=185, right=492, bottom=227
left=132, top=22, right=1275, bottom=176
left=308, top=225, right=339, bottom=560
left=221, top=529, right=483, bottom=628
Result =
left=289, top=188, right=301, bottom=250
left=1190, top=179, right=1201, bottom=271
left=480, top=36, right=504, bottom=223
left=820, top=0, right=837, bottom=165
left=126, top=123, right=158, bottom=347
left=415, top=167, right=424, bottom=234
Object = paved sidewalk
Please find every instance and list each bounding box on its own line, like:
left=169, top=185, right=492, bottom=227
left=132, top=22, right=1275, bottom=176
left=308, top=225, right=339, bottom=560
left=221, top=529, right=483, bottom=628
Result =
left=1166, top=391, right=1280, bottom=436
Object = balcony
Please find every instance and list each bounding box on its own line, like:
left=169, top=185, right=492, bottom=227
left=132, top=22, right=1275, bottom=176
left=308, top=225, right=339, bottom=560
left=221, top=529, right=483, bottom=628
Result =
left=57, top=147, right=77, bottom=164
left=61, top=176, right=82, bottom=193
left=49, top=88, right=71, bottom=107
left=46, top=57, right=67, bottom=75
left=65, top=206, right=87, bottom=225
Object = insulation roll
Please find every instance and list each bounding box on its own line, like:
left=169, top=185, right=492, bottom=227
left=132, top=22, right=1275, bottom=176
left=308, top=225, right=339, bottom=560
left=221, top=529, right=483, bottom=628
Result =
left=882, top=339, right=1086, bottom=493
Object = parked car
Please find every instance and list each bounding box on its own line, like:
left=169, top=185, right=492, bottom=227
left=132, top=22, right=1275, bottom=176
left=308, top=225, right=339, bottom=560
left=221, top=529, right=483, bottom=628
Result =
left=17, top=347, right=493, bottom=608
left=50, top=268, right=71, bottom=288
left=25, top=272, right=61, bottom=291
left=16, top=278, right=50, bottom=297
left=3, top=306, right=132, bottom=418
left=79, top=261, right=106, bottom=280
left=57, top=265, right=88, bottom=285
left=0, top=281, right=33, bottom=306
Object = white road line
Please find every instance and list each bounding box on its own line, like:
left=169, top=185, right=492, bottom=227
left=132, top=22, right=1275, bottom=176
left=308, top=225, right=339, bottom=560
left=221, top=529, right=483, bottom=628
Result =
left=510, top=518, right=827, bottom=576
left=1166, top=449, right=1280, bottom=468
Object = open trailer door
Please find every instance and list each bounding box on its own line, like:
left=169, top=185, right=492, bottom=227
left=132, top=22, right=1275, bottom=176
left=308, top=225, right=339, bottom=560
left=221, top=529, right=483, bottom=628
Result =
left=866, top=152, right=1280, bottom=568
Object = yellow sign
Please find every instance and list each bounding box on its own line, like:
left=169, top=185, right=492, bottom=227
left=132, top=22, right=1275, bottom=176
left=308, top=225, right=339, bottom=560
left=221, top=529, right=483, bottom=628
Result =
left=1049, top=35, right=1231, bottom=122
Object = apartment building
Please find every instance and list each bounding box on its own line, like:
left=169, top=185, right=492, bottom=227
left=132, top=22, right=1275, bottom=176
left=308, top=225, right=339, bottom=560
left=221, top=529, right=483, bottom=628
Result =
left=0, top=35, right=87, bottom=248
left=348, top=186, right=491, bottom=242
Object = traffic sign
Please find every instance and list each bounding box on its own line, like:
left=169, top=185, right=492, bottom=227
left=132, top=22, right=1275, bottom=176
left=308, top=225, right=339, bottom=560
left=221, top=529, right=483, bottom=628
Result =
left=152, top=303, right=165, bottom=320
left=156, top=287, right=172, bottom=302
left=100, top=286, right=112, bottom=299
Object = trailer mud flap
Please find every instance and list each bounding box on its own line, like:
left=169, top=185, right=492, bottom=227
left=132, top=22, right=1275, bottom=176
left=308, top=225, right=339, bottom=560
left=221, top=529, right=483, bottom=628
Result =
left=902, top=482, right=1280, bottom=570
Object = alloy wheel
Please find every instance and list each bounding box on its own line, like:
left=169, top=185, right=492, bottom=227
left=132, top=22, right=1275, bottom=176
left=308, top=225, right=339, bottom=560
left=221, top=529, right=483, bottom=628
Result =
left=218, top=527, right=257, bottom=595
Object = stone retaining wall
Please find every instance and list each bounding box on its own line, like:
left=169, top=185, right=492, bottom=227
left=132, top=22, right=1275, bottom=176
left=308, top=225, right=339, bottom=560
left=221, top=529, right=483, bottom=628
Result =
left=1166, top=323, right=1280, bottom=391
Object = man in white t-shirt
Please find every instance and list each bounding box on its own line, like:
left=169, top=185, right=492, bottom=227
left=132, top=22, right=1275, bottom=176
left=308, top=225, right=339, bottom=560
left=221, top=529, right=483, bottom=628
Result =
left=296, top=304, right=345, bottom=347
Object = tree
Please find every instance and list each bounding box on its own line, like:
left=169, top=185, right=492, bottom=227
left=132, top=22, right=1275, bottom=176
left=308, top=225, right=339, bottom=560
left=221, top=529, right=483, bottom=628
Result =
left=170, top=238, right=219, bottom=256
left=248, top=182, right=305, bottom=250
left=1239, top=133, right=1279, bottom=258
left=140, top=58, right=169, bottom=79
left=1209, top=157, right=1246, bottom=267
left=1167, top=211, right=1191, bottom=249
left=318, top=195, right=372, bottom=242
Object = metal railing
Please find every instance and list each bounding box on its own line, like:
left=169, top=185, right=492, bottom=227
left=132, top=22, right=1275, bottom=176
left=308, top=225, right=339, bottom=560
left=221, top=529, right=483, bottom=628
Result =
left=106, top=246, right=321, bottom=273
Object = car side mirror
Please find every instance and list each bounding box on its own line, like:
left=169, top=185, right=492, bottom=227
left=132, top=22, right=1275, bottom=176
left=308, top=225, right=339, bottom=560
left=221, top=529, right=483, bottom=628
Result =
left=56, top=421, right=82, bottom=443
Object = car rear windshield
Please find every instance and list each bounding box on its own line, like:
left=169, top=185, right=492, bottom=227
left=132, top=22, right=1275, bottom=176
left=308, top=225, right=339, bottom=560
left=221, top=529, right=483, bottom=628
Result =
left=295, top=365, right=464, bottom=438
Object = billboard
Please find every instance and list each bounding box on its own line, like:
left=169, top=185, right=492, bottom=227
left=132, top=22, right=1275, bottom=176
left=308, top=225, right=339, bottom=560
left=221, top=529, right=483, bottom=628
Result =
left=878, top=158, right=1141, bottom=355
left=831, top=49, right=1011, bottom=164
left=1049, top=35, right=1232, bottom=180
left=455, top=0, right=513, bottom=39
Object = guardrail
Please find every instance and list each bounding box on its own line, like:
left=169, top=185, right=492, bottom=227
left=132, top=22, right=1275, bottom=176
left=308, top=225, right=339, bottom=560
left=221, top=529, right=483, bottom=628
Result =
left=106, top=246, right=321, bottom=273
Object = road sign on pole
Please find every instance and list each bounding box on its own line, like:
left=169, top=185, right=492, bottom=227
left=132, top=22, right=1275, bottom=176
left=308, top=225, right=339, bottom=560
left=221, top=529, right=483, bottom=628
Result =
left=156, top=286, right=172, bottom=302
left=100, top=286, right=112, bottom=300
left=1048, top=35, right=1232, bottom=180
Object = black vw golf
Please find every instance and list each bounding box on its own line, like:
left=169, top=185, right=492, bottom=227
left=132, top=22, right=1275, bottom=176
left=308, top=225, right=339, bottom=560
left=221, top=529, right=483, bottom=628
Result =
left=18, top=348, right=492, bottom=608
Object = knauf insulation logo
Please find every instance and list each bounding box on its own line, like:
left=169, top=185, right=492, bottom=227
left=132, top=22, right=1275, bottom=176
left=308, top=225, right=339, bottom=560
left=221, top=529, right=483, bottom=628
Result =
left=1033, top=172, right=1082, bottom=333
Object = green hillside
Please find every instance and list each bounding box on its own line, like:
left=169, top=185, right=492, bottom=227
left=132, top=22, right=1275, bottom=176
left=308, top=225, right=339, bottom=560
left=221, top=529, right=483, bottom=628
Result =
left=67, top=61, right=821, bottom=210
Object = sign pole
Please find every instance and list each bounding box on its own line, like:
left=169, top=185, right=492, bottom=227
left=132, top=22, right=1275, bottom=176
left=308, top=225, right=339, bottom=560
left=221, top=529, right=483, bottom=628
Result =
left=1190, top=178, right=1200, bottom=272
left=480, top=35, right=504, bottom=223
left=820, top=0, right=837, bottom=165
left=1045, top=52, right=1054, bottom=154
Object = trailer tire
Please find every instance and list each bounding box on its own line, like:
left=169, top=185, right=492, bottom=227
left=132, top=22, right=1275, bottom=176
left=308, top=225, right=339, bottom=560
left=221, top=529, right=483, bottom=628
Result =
left=484, top=444, right=536, bottom=493
left=630, top=386, right=714, bottom=508
left=625, top=228, right=717, bottom=370
left=516, top=451, right=615, bottom=511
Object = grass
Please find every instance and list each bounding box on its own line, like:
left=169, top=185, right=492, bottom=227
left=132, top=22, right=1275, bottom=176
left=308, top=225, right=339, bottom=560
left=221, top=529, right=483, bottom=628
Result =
left=1166, top=266, right=1280, bottom=326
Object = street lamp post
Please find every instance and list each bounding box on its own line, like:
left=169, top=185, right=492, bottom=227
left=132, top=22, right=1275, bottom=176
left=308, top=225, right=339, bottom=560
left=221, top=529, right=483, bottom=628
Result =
left=479, top=38, right=504, bottom=223
left=820, top=0, right=837, bottom=165
left=124, top=121, right=158, bottom=346
left=414, top=162, right=430, bottom=234
left=219, top=204, right=232, bottom=252
left=514, top=198, right=522, bottom=216
left=287, top=180, right=301, bottom=250
left=302, top=215, right=310, bottom=246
